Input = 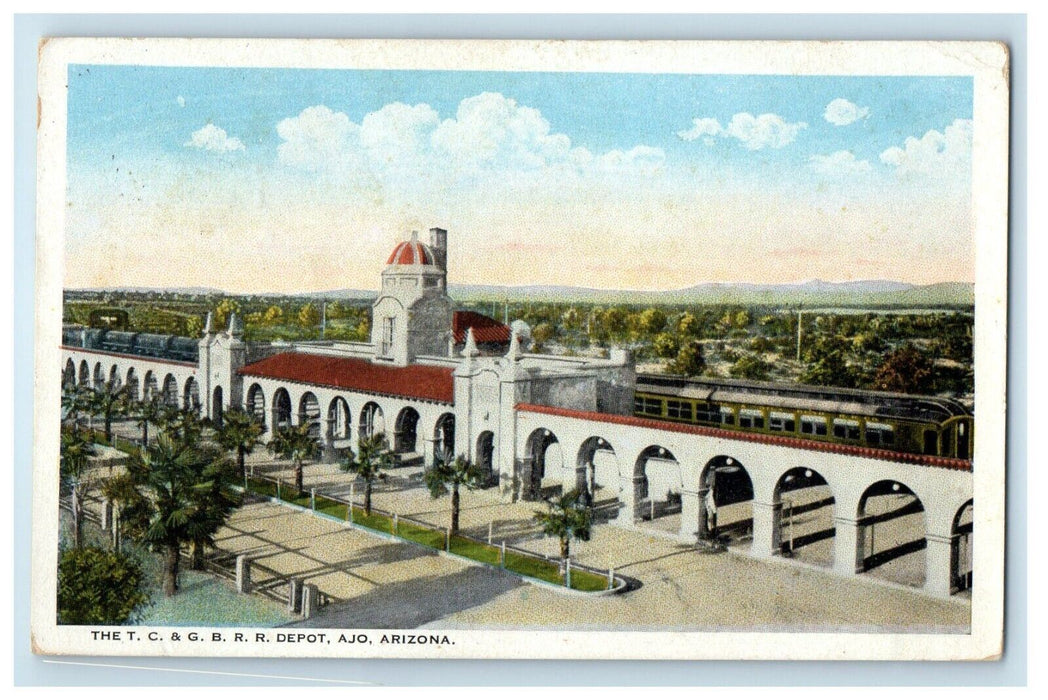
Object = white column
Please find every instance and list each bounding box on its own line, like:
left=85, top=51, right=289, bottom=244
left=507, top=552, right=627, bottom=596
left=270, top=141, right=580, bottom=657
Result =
left=833, top=517, right=863, bottom=576
left=679, top=489, right=701, bottom=542
left=924, top=532, right=955, bottom=598
left=751, top=500, right=782, bottom=558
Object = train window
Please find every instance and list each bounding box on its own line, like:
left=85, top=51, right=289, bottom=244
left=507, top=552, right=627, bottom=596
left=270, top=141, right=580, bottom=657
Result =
left=634, top=396, right=663, bottom=415
left=800, top=416, right=828, bottom=436
left=667, top=400, right=692, bottom=421
left=769, top=412, right=796, bottom=432
left=833, top=419, right=861, bottom=441
left=720, top=407, right=736, bottom=426
left=865, top=422, right=895, bottom=446
left=923, top=430, right=938, bottom=455
left=739, top=409, right=764, bottom=429
left=695, top=404, right=720, bottom=423
left=958, top=422, right=970, bottom=459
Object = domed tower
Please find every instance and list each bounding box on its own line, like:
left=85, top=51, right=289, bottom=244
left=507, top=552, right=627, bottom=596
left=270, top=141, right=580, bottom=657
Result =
left=371, top=229, right=454, bottom=366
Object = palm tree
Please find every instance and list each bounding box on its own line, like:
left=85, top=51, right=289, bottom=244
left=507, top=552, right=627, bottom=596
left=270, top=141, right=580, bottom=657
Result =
left=267, top=423, right=321, bottom=493
left=533, top=488, right=593, bottom=561
left=424, top=454, right=486, bottom=534
left=87, top=380, right=128, bottom=444
left=340, top=432, right=392, bottom=516
left=215, top=407, right=265, bottom=478
left=156, top=406, right=206, bottom=447
left=60, top=429, right=97, bottom=549
left=129, top=396, right=166, bottom=446
left=121, top=432, right=240, bottom=595
left=61, top=386, right=92, bottom=430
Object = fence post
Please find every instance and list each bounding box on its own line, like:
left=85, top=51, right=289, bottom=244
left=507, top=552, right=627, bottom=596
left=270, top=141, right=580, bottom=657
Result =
left=310, top=488, right=316, bottom=511
left=445, top=527, right=451, bottom=552
left=500, top=541, right=506, bottom=568
left=650, top=498, right=655, bottom=522
left=566, top=557, right=572, bottom=589
left=301, top=583, right=319, bottom=618
left=235, top=555, right=252, bottom=594
left=288, top=578, right=301, bottom=614
left=349, top=482, right=355, bottom=523
left=277, top=480, right=282, bottom=501
left=608, top=567, right=615, bottom=591
left=392, top=513, right=398, bottom=536
left=488, top=520, right=493, bottom=545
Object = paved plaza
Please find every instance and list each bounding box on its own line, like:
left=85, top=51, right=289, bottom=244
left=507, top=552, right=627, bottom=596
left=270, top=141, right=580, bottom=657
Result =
left=198, top=449, right=971, bottom=632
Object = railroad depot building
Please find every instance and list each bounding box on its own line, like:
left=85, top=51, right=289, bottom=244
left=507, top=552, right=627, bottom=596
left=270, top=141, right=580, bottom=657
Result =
left=61, top=228, right=975, bottom=598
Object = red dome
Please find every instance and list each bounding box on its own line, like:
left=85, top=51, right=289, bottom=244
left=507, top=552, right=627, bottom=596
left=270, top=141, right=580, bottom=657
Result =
left=386, top=239, right=435, bottom=266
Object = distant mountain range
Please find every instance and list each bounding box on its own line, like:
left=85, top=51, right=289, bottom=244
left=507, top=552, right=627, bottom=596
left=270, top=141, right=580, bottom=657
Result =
left=69, top=280, right=975, bottom=307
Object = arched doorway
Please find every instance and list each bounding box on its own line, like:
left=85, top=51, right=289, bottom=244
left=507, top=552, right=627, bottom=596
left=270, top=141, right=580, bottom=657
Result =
left=952, top=500, right=973, bottom=594
left=161, top=374, right=179, bottom=407
left=143, top=371, right=159, bottom=402
left=246, top=383, right=266, bottom=424
left=857, top=479, right=927, bottom=588
left=63, top=360, right=76, bottom=388
left=298, top=392, right=321, bottom=439
left=78, top=360, right=90, bottom=387
left=523, top=429, right=563, bottom=501
left=109, top=365, right=122, bottom=390
left=272, top=388, right=293, bottom=431
left=576, top=437, right=620, bottom=511
left=125, top=368, right=140, bottom=402
left=360, top=402, right=385, bottom=441
left=93, top=363, right=104, bottom=390
left=327, top=397, right=351, bottom=441
left=634, top=445, right=682, bottom=530
left=774, top=467, right=835, bottom=567
left=183, top=377, right=200, bottom=411
left=476, top=431, right=495, bottom=485
left=394, top=407, right=420, bottom=454
left=699, top=456, right=754, bottom=545
left=212, top=386, right=224, bottom=428
left=433, top=413, right=456, bottom=465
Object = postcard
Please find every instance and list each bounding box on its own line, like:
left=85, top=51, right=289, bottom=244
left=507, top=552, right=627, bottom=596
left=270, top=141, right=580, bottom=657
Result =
left=32, top=38, right=1008, bottom=660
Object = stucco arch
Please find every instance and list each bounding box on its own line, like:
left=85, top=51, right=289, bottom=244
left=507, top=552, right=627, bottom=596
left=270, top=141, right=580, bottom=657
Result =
left=143, top=371, right=158, bottom=401
left=576, top=436, right=621, bottom=508
left=78, top=360, right=90, bottom=386
left=360, top=401, right=385, bottom=440
left=63, top=359, right=76, bottom=388
left=183, top=376, right=200, bottom=411
left=327, top=396, right=352, bottom=440
left=857, top=479, right=927, bottom=588
left=433, top=412, right=456, bottom=464
left=125, top=367, right=139, bottom=402
left=161, top=374, right=179, bottom=406
left=773, top=467, right=836, bottom=567
left=952, top=499, right=973, bottom=594
left=394, top=406, right=421, bottom=454
left=93, top=362, right=104, bottom=389
left=298, top=391, right=321, bottom=439
left=634, top=445, right=682, bottom=525
left=698, top=455, right=754, bottom=545
left=246, top=383, right=266, bottom=423
left=523, top=428, right=563, bottom=501
left=272, top=387, right=293, bottom=430
left=109, top=364, right=122, bottom=389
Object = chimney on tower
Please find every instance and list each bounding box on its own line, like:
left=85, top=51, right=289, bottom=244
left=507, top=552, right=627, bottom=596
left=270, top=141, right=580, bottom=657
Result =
left=429, top=227, right=447, bottom=273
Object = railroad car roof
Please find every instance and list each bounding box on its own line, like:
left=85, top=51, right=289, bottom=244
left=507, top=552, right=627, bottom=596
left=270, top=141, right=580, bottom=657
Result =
left=635, top=373, right=970, bottom=423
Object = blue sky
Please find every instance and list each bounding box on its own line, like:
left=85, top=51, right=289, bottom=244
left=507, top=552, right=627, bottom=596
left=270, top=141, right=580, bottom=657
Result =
left=65, top=65, right=974, bottom=293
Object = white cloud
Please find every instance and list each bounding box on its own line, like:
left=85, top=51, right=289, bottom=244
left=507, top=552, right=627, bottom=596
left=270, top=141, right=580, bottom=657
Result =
left=276, top=92, right=664, bottom=182
left=725, top=112, right=807, bottom=150
left=176, top=95, right=185, bottom=108
left=678, top=113, right=806, bottom=150
left=824, top=98, right=869, bottom=126
left=879, top=119, right=972, bottom=178
left=276, top=105, right=358, bottom=172
left=184, top=124, right=244, bottom=153
left=809, top=150, right=872, bottom=175
left=676, top=117, right=723, bottom=142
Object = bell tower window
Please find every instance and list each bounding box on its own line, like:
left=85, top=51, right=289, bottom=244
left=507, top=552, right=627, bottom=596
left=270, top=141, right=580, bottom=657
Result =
left=381, top=317, right=396, bottom=357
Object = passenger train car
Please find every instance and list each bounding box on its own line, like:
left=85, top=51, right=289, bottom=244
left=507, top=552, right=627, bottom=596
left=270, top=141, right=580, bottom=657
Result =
left=633, top=374, right=973, bottom=460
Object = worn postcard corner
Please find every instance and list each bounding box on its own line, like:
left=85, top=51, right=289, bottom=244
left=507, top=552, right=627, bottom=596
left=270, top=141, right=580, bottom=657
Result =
left=32, top=37, right=1008, bottom=661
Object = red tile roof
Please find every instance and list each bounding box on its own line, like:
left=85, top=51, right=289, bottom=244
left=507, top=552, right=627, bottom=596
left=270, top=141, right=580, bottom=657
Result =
left=452, top=311, right=511, bottom=345
left=516, top=403, right=973, bottom=472
left=387, top=239, right=434, bottom=266
left=239, top=352, right=454, bottom=404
